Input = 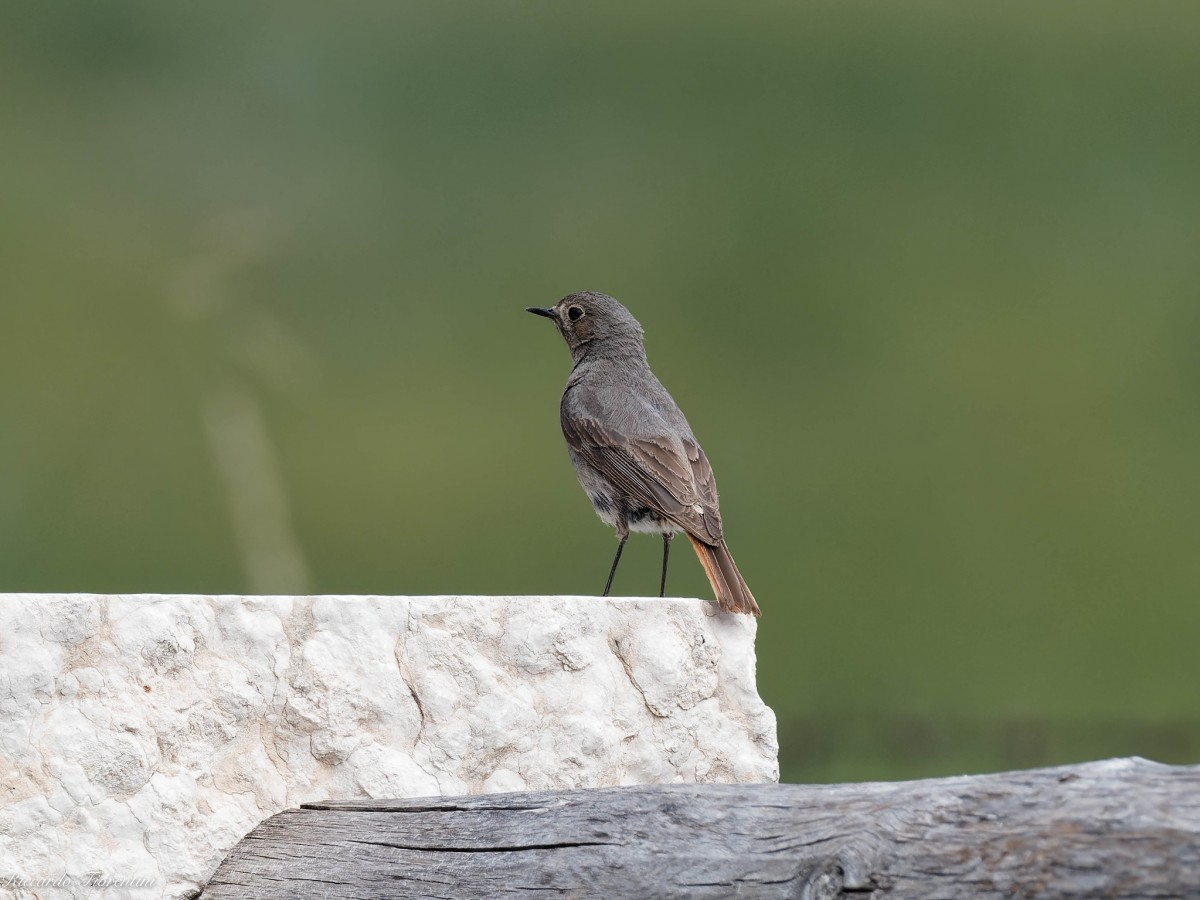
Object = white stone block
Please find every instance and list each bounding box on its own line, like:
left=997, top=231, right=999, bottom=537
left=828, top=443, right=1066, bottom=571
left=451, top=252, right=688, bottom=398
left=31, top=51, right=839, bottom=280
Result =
left=0, top=594, right=777, bottom=899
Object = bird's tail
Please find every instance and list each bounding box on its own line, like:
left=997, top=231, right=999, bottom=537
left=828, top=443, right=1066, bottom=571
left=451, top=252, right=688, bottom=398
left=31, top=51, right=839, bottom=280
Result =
left=687, top=535, right=761, bottom=617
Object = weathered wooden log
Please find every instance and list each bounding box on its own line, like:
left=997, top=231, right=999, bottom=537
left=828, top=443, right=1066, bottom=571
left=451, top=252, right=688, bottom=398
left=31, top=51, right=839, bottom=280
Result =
left=201, top=757, right=1199, bottom=899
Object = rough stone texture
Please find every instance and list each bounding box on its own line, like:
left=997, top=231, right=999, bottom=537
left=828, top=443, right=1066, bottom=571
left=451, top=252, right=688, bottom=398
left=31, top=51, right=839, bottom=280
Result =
left=0, top=594, right=776, bottom=900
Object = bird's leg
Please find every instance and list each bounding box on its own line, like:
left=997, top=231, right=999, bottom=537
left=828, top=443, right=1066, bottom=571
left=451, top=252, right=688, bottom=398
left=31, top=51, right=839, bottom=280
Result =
left=603, top=521, right=629, bottom=597
left=602, top=538, right=627, bottom=596
left=659, top=532, right=674, bottom=598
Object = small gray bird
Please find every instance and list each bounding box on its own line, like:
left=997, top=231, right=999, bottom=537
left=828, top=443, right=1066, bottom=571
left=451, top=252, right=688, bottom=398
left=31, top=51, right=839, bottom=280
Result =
left=527, top=292, right=760, bottom=616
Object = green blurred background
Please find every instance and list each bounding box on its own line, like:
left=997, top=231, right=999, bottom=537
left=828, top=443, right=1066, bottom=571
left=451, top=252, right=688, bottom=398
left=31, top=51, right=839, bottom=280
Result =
left=3, top=1, right=1199, bottom=783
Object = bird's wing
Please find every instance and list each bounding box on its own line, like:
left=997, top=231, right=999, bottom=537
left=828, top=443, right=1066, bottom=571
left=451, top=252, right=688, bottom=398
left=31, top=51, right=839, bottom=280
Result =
left=683, top=437, right=724, bottom=541
left=561, top=414, right=723, bottom=542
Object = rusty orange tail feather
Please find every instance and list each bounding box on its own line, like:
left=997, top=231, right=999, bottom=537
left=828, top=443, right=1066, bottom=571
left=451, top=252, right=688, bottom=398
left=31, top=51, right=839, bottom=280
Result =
left=686, top=534, right=761, bottom=616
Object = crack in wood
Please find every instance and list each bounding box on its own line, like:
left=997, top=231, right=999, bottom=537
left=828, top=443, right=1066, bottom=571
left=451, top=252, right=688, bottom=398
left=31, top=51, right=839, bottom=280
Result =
left=347, top=838, right=618, bottom=854
left=302, top=802, right=560, bottom=812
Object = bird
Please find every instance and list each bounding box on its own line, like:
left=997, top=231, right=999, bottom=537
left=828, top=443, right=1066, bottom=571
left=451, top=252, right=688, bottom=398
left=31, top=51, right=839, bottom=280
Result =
left=526, top=291, right=760, bottom=616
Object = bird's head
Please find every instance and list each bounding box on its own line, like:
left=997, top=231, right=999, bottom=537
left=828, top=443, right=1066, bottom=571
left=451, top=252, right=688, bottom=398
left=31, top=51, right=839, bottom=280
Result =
left=526, top=291, right=645, bottom=360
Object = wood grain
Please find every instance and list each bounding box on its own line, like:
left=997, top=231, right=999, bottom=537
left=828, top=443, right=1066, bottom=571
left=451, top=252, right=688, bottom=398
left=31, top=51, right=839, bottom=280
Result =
left=201, top=757, right=1200, bottom=899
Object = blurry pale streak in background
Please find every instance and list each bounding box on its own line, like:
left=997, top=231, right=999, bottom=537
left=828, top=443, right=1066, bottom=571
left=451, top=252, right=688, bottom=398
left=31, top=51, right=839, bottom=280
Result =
left=202, top=384, right=310, bottom=595
left=173, top=211, right=314, bottom=594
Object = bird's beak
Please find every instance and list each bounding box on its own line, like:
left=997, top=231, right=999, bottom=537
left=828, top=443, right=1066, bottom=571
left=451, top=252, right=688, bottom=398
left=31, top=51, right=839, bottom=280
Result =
left=526, top=306, right=556, bottom=319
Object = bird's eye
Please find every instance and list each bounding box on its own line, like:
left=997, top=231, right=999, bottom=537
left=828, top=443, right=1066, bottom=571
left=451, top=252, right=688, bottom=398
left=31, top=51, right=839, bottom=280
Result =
left=567, top=305, right=584, bottom=322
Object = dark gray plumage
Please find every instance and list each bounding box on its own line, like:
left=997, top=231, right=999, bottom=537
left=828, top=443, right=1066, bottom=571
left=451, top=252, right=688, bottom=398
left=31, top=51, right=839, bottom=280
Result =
left=527, top=292, right=759, bottom=616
